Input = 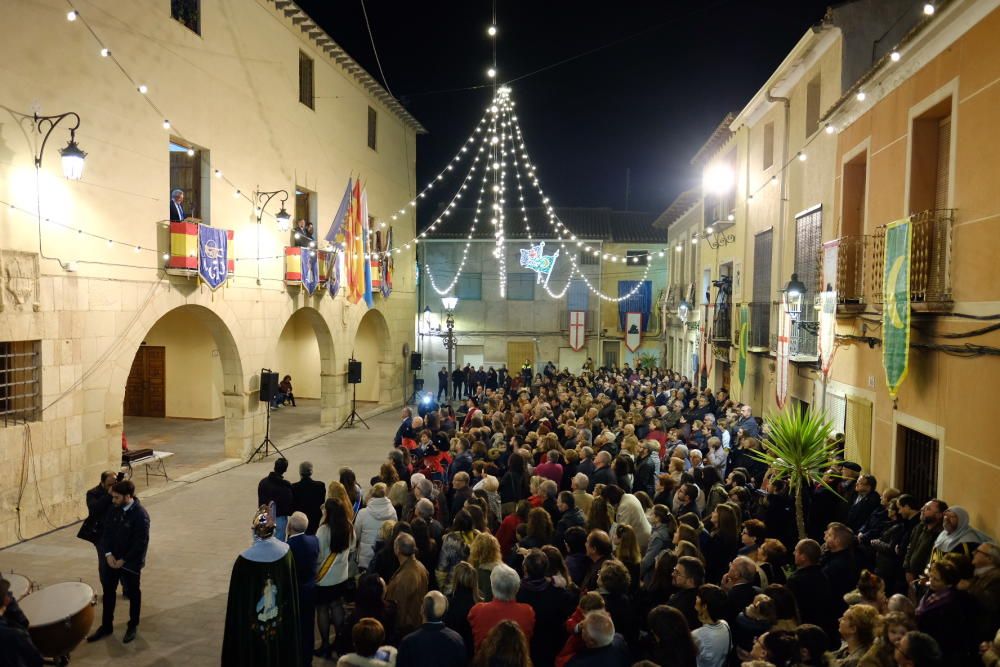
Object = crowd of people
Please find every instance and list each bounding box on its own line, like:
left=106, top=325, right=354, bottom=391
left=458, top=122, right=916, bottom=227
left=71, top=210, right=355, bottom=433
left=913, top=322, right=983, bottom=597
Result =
left=249, top=363, right=1000, bottom=667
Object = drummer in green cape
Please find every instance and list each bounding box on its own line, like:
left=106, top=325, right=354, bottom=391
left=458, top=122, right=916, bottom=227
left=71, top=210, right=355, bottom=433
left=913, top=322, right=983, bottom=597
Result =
left=222, top=505, right=302, bottom=666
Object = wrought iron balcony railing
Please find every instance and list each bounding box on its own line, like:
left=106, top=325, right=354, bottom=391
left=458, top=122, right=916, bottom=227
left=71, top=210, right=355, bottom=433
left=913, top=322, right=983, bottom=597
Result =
left=869, top=209, right=954, bottom=311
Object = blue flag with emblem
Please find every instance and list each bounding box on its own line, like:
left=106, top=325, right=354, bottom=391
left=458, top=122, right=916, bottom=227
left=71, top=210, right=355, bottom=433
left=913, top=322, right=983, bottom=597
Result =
left=301, top=248, right=318, bottom=295
left=325, top=179, right=352, bottom=297
left=198, top=224, right=228, bottom=291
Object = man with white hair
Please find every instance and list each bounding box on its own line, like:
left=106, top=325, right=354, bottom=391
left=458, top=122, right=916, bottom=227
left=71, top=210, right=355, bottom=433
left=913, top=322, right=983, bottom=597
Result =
left=285, top=511, right=318, bottom=663
left=566, top=610, right=630, bottom=667
left=397, top=591, right=466, bottom=667
left=467, top=563, right=535, bottom=649
left=572, top=473, right=594, bottom=515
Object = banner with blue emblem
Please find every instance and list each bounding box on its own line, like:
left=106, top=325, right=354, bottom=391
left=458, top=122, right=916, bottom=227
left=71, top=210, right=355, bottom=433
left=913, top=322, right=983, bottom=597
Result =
left=301, top=248, right=319, bottom=295
left=198, top=224, right=229, bottom=291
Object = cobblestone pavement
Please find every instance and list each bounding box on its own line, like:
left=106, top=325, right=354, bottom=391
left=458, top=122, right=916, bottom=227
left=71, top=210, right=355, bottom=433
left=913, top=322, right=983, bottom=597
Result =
left=0, top=407, right=402, bottom=666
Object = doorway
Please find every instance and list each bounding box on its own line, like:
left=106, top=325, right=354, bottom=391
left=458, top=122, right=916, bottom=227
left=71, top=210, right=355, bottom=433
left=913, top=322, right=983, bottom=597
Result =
left=602, top=341, right=619, bottom=369
left=124, top=346, right=166, bottom=418
left=507, top=341, right=535, bottom=377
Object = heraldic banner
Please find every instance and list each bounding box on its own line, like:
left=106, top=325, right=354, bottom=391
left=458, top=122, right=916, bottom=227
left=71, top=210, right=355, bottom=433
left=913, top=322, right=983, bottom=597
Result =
left=300, top=248, right=318, bottom=295
left=882, top=218, right=912, bottom=399
left=625, top=312, right=642, bottom=352
left=738, top=304, right=748, bottom=392
left=569, top=311, right=586, bottom=351
left=775, top=303, right=791, bottom=409
left=198, top=224, right=228, bottom=290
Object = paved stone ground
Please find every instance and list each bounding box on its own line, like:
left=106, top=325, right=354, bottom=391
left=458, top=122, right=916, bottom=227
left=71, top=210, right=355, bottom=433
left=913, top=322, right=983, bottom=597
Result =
left=0, top=406, right=401, bottom=666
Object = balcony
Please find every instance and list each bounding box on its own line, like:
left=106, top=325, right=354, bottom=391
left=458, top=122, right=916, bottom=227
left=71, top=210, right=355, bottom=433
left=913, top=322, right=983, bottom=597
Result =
left=826, top=235, right=867, bottom=313
left=767, top=302, right=818, bottom=361
left=747, top=301, right=770, bottom=351
left=869, top=209, right=954, bottom=312
left=712, top=302, right=732, bottom=345
left=164, top=221, right=234, bottom=278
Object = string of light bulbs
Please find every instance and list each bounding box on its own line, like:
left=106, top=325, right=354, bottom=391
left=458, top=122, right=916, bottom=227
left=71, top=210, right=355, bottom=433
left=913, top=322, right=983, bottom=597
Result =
left=423, top=113, right=496, bottom=295
left=61, top=2, right=511, bottom=263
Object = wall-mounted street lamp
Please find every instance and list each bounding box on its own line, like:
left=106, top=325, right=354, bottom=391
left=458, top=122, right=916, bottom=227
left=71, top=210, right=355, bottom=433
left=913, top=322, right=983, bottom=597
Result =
left=678, top=299, right=690, bottom=324
left=33, top=112, right=87, bottom=180
left=255, top=189, right=291, bottom=230
left=783, top=272, right=807, bottom=319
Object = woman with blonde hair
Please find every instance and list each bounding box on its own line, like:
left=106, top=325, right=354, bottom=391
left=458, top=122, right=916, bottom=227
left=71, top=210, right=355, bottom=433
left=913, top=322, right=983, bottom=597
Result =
left=833, top=604, right=879, bottom=666
left=327, top=480, right=354, bottom=518
left=469, top=532, right=503, bottom=602
left=859, top=611, right=915, bottom=667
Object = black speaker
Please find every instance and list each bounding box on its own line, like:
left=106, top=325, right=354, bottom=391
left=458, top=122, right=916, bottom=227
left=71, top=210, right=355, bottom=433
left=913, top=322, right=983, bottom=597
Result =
left=259, top=371, right=279, bottom=402
left=410, top=352, right=422, bottom=371
left=347, top=360, right=362, bottom=384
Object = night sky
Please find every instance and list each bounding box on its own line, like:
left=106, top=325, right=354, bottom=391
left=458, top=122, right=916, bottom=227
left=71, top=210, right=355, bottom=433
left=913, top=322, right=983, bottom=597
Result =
left=298, top=0, right=831, bottom=219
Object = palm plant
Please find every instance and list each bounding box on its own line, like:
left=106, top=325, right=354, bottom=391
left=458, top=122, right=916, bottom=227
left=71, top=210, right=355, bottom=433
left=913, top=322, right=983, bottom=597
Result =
left=748, top=407, right=843, bottom=540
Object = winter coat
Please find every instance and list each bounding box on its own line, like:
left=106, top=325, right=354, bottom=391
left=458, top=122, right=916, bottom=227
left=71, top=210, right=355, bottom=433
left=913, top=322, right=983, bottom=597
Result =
left=355, top=496, right=398, bottom=569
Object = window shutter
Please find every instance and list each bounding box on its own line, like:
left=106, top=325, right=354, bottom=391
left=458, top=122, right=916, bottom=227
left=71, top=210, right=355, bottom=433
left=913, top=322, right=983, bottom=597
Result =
left=844, top=395, right=873, bottom=472
left=752, top=230, right=772, bottom=302
left=935, top=116, right=951, bottom=211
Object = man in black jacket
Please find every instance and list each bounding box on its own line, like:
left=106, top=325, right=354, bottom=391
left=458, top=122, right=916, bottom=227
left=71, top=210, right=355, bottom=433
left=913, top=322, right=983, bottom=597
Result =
left=846, top=474, right=882, bottom=533
left=587, top=451, right=617, bottom=491
left=787, top=538, right=836, bottom=639
left=291, top=461, right=326, bottom=535
left=437, top=367, right=449, bottom=401
left=633, top=441, right=658, bottom=497
left=822, top=522, right=859, bottom=619
left=397, top=592, right=466, bottom=667
left=87, top=480, right=150, bottom=645
left=669, top=556, right=705, bottom=630
left=722, top=556, right=761, bottom=624
left=77, top=470, right=117, bottom=562
left=258, top=458, right=294, bottom=541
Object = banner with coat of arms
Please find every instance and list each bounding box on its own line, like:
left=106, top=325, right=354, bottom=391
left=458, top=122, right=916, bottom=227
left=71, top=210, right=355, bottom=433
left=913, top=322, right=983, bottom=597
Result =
left=625, top=312, right=642, bottom=352
left=738, top=304, right=748, bottom=391
left=775, top=302, right=791, bottom=409
left=198, top=225, right=229, bottom=290
left=882, top=218, right=912, bottom=399
left=300, top=248, right=318, bottom=295
left=569, top=310, right=586, bottom=351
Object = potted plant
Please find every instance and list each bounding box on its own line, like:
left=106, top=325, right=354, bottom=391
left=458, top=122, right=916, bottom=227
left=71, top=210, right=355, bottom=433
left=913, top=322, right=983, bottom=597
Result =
left=748, top=408, right=843, bottom=540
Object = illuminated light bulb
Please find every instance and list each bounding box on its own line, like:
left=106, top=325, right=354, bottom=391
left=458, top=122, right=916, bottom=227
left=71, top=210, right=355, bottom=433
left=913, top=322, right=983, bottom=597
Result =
left=138, top=84, right=148, bottom=94
left=923, top=3, right=935, bottom=15
left=487, top=67, right=496, bottom=78
left=675, top=245, right=682, bottom=252
left=186, top=147, right=195, bottom=157
left=706, top=226, right=714, bottom=235
left=890, top=51, right=901, bottom=62
left=856, top=91, right=866, bottom=102
left=100, top=48, right=110, bottom=57
left=214, top=169, right=222, bottom=178
left=162, top=253, right=170, bottom=261
left=798, top=152, right=807, bottom=162
left=825, top=124, right=835, bottom=134
left=658, top=251, right=665, bottom=257
left=67, top=10, right=78, bottom=21
left=490, top=105, right=498, bottom=113
left=162, top=119, right=171, bottom=129
left=691, top=237, right=698, bottom=245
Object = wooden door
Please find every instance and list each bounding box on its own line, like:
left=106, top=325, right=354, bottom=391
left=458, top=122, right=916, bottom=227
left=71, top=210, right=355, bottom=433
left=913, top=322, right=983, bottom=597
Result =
left=124, top=346, right=166, bottom=418
left=507, top=342, right=535, bottom=378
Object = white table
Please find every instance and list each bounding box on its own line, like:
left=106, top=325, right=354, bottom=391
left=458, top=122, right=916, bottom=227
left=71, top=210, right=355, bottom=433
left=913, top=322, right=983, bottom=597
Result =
left=122, top=450, right=174, bottom=485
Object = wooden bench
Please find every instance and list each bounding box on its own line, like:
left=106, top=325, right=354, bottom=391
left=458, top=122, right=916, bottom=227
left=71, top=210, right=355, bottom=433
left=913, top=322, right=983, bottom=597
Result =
left=121, top=450, right=174, bottom=485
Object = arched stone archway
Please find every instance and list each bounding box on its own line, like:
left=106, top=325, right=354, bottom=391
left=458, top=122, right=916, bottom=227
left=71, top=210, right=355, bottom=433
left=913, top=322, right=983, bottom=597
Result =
left=351, top=308, right=393, bottom=405
left=275, top=306, right=337, bottom=426
left=108, top=303, right=248, bottom=460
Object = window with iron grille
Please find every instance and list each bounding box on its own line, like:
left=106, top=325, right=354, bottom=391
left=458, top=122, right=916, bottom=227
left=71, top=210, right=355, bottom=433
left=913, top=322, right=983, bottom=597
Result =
left=793, top=207, right=822, bottom=356
left=579, top=251, right=599, bottom=265
left=171, top=0, right=200, bottom=35
left=299, top=51, right=314, bottom=109
left=626, top=250, right=648, bottom=266
left=750, top=229, right=772, bottom=349
left=367, top=106, right=378, bottom=151
left=898, top=425, right=939, bottom=502
left=506, top=273, right=534, bottom=301
left=0, top=341, right=41, bottom=425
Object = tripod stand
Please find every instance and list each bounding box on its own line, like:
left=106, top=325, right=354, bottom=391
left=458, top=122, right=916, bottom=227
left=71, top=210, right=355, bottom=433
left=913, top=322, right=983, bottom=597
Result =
left=247, top=400, right=285, bottom=462
left=338, top=382, right=369, bottom=430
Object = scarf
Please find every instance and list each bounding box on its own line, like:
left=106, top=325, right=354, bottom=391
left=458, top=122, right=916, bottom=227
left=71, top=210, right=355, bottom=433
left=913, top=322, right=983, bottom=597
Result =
left=933, top=506, right=994, bottom=554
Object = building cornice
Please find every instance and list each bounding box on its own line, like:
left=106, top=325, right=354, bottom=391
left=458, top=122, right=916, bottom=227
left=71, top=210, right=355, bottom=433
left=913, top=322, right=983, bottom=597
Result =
left=271, top=0, right=427, bottom=134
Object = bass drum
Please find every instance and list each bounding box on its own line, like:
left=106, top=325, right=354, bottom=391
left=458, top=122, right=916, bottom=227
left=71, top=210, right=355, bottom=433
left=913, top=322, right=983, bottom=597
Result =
left=5, top=572, right=34, bottom=600
left=19, top=582, right=96, bottom=659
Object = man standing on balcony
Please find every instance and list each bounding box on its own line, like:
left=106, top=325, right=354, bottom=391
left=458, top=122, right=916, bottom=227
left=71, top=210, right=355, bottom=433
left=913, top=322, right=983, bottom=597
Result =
left=169, top=189, right=186, bottom=221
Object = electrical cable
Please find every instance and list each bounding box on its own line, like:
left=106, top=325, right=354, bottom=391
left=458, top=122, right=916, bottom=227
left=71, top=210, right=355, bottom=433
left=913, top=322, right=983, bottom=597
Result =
left=360, top=0, right=394, bottom=98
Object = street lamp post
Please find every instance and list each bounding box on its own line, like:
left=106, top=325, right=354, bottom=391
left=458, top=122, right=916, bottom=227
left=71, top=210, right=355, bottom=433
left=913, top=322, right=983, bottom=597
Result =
left=253, top=188, right=291, bottom=285
left=442, top=296, right=458, bottom=404
left=33, top=111, right=87, bottom=180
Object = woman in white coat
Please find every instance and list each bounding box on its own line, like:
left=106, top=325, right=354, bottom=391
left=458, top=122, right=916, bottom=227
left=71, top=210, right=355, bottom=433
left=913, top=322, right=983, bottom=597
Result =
left=354, top=483, right=398, bottom=570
